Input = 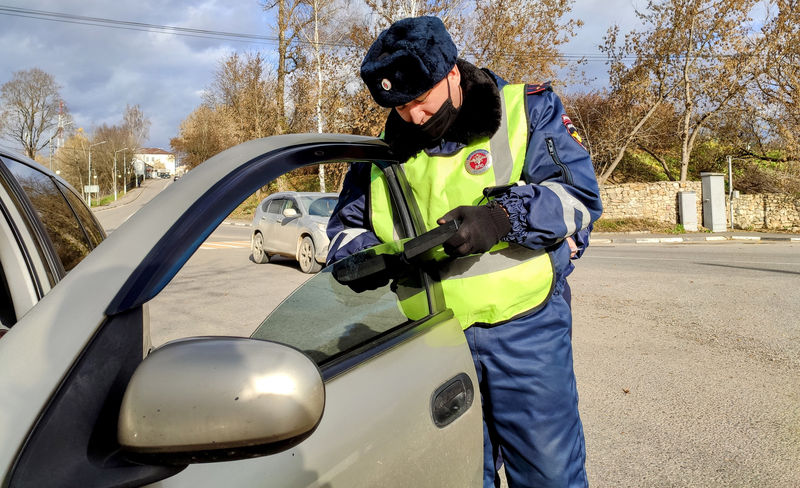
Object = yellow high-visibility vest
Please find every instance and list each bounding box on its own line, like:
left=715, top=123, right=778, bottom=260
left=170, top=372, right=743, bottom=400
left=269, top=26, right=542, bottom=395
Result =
left=370, top=84, right=554, bottom=328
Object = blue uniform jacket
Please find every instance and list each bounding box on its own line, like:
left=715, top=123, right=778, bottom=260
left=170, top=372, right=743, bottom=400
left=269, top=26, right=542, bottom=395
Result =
left=327, top=67, right=602, bottom=287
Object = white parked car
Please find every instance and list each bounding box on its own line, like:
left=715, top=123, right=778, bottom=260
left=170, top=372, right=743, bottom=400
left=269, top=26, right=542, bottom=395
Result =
left=251, top=191, right=338, bottom=273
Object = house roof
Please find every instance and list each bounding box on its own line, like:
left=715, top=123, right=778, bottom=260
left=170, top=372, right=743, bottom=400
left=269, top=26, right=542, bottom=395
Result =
left=136, top=148, right=173, bottom=156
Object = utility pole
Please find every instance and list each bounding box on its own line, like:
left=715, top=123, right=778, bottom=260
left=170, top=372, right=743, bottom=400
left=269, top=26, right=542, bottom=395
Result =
left=114, top=147, right=128, bottom=201
left=87, top=140, right=106, bottom=206
left=123, top=152, right=128, bottom=194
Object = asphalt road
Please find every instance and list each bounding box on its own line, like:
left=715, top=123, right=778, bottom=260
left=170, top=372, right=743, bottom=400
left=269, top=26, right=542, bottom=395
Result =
left=92, top=177, right=172, bottom=232
left=570, top=241, right=799, bottom=487
left=94, top=185, right=800, bottom=487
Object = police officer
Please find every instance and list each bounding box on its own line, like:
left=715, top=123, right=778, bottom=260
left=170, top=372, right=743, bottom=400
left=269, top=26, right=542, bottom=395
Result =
left=327, top=16, right=602, bottom=488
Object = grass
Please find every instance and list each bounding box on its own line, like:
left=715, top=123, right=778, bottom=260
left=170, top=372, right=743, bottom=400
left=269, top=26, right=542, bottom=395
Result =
left=228, top=193, right=261, bottom=221
left=91, top=195, right=115, bottom=207
left=594, top=218, right=687, bottom=234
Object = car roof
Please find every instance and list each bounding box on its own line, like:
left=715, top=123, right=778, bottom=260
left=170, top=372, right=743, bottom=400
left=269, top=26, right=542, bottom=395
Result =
left=267, top=191, right=339, bottom=199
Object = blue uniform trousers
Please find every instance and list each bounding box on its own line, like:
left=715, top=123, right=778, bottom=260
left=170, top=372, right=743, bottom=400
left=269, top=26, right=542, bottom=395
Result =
left=464, top=285, right=587, bottom=488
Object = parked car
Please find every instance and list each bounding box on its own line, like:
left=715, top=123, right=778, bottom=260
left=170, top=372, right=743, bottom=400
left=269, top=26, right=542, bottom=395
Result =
left=0, top=135, right=482, bottom=487
left=251, top=191, right=338, bottom=273
left=0, top=148, right=107, bottom=339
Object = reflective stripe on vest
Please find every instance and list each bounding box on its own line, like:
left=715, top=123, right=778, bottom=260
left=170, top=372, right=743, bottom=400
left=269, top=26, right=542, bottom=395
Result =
left=370, top=84, right=554, bottom=328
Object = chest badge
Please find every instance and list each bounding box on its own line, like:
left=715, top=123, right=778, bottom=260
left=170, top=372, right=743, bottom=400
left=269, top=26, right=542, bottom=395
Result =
left=465, top=149, right=492, bottom=175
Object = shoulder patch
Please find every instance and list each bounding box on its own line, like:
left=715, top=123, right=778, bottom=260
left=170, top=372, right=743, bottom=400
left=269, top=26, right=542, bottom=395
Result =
left=562, top=114, right=587, bottom=151
left=525, top=82, right=552, bottom=95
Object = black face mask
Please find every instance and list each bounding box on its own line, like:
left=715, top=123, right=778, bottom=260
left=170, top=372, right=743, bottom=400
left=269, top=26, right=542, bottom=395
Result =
left=409, top=80, right=461, bottom=144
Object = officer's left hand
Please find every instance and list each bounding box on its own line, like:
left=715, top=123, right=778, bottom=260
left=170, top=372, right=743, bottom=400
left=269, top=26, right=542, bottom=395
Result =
left=437, top=202, right=511, bottom=257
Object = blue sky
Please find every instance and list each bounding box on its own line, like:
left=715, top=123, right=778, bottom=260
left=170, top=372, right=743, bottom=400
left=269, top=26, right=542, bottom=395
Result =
left=0, top=1, right=643, bottom=153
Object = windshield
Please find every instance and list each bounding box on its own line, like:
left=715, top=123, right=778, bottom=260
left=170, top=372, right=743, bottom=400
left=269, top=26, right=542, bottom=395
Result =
left=301, top=196, right=338, bottom=217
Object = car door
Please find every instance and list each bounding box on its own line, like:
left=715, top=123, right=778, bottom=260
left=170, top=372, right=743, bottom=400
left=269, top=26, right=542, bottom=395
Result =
left=258, top=197, right=284, bottom=253
left=150, top=249, right=481, bottom=487
left=0, top=153, right=107, bottom=327
left=0, top=134, right=481, bottom=487
left=274, top=197, right=303, bottom=253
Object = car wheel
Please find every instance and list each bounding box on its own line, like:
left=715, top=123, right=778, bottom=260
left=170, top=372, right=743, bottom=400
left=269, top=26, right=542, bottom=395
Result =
left=298, top=236, right=322, bottom=274
left=252, top=232, right=270, bottom=264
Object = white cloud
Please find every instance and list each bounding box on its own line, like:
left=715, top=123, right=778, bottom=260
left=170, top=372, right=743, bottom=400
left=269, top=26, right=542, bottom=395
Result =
left=0, top=1, right=646, bottom=154
left=0, top=0, right=271, bottom=151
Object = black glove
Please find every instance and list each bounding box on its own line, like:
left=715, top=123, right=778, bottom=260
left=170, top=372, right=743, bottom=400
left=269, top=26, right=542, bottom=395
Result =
left=331, top=252, right=399, bottom=293
left=437, top=202, right=511, bottom=257
left=341, top=272, right=391, bottom=293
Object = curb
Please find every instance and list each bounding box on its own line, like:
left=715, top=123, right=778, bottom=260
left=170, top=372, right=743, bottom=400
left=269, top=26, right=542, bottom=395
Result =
left=222, top=220, right=250, bottom=227
left=593, top=235, right=798, bottom=244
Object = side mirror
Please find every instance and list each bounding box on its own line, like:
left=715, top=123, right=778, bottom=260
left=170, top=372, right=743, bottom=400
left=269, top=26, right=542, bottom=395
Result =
left=118, top=337, right=324, bottom=464
left=283, top=208, right=299, bottom=219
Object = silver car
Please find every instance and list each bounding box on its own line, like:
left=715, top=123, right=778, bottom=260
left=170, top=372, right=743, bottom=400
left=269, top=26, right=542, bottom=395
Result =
left=0, top=135, right=482, bottom=487
left=251, top=191, right=338, bottom=273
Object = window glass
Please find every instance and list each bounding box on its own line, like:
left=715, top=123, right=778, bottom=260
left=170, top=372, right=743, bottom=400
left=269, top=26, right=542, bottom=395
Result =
left=251, top=245, right=427, bottom=366
left=302, top=196, right=339, bottom=217
left=58, top=182, right=105, bottom=248
left=266, top=199, right=284, bottom=215
left=3, top=158, right=92, bottom=273
left=284, top=199, right=298, bottom=214
left=0, top=261, right=15, bottom=327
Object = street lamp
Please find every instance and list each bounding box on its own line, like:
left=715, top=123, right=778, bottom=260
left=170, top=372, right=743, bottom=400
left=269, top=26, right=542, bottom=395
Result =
left=123, top=152, right=128, bottom=195
left=114, top=147, right=128, bottom=201
left=87, top=140, right=106, bottom=206
left=726, top=155, right=749, bottom=230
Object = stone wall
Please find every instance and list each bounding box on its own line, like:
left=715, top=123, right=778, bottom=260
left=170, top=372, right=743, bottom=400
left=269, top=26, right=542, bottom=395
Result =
left=733, top=193, right=800, bottom=230
left=600, top=181, right=703, bottom=224
left=599, top=182, right=800, bottom=231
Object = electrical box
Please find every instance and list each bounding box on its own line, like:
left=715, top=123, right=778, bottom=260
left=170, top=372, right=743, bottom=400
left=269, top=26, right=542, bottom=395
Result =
left=701, top=173, right=727, bottom=232
left=678, top=191, right=698, bottom=231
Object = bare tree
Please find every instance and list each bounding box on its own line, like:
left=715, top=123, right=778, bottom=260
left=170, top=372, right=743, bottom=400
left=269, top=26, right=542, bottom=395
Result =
left=122, top=104, right=151, bottom=152
left=1, top=68, right=65, bottom=158
left=589, top=24, right=679, bottom=184
left=757, top=0, right=799, bottom=158
left=462, top=0, right=582, bottom=82
left=263, top=0, right=310, bottom=134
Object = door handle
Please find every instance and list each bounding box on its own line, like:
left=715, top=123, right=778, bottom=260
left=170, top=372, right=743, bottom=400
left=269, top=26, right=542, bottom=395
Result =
left=431, top=372, right=474, bottom=428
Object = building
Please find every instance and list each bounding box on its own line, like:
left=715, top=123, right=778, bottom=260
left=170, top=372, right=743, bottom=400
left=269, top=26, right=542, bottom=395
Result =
left=134, top=148, right=176, bottom=176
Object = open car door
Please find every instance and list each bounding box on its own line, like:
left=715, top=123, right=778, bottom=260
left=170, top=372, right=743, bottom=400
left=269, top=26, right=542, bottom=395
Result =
left=0, top=134, right=482, bottom=488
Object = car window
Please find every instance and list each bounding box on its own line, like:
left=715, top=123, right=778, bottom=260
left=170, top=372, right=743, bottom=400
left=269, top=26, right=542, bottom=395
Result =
left=57, top=182, right=105, bottom=248
left=0, top=163, right=57, bottom=288
left=266, top=199, right=284, bottom=215
left=302, top=196, right=338, bottom=217
left=284, top=199, right=299, bottom=213
left=251, top=245, right=428, bottom=367
left=0, top=261, right=14, bottom=328
left=3, top=158, right=93, bottom=273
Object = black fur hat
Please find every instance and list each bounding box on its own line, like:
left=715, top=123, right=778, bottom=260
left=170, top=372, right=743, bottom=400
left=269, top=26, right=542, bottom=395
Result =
left=360, top=16, right=458, bottom=108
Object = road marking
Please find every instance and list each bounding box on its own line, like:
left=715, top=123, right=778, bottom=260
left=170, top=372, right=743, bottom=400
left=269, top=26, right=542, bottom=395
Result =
left=200, top=240, right=251, bottom=250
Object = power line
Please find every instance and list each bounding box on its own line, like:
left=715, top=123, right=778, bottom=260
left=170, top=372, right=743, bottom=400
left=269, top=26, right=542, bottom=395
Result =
left=0, top=5, right=756, bottom=62
left=0, top=5, right=282, bottom=45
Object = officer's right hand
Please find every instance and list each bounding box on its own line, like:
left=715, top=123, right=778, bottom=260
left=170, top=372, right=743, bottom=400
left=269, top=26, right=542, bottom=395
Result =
left=331, top=251, right=400, bottom=293
left=342, top=272, right=391, bottom=293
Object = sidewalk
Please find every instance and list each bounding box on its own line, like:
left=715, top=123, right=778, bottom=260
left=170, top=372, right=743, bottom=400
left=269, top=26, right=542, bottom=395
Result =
left=591, top=229, right=800, bottom=244
left=91, top=179, right=154, bottom=212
